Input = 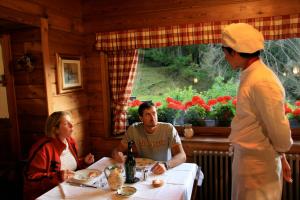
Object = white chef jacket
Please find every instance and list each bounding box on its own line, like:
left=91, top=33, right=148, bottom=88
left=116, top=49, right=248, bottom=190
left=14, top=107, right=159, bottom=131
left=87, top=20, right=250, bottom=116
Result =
left=230, top=59, right=293, bottom=200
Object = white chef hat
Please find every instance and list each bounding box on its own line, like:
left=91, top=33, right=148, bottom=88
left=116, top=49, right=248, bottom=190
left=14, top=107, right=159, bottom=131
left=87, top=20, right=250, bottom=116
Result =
left=222, top=23, right=264, bottom=53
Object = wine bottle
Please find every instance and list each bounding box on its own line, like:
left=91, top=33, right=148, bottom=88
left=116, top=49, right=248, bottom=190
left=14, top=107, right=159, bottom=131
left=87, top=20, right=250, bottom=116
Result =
left=125, top=140, right=137, bottom=183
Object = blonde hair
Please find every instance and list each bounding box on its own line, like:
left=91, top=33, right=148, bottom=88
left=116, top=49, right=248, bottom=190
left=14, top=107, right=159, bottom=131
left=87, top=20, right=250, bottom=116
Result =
left=45, top=111, right=71, bottom=138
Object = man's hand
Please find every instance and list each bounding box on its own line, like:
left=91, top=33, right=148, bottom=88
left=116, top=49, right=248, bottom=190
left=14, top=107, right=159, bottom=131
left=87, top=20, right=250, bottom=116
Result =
left=151, top=162, right=167, bottom=175
left=281, top=154, right=293, bottom=183
left=113, top=151, right=126, bottom=163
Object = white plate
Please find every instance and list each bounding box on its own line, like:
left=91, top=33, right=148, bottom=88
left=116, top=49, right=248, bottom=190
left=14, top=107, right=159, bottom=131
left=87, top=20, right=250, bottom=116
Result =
left=136, top=158, right=155, bottom=168
left=70, top=169, right=101, bottom=184
left=117, top=186, right=137, bottom=197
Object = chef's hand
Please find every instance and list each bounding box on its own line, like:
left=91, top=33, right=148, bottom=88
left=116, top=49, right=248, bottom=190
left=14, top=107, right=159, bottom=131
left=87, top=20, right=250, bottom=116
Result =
left=281, top=154, right=293, bottom=183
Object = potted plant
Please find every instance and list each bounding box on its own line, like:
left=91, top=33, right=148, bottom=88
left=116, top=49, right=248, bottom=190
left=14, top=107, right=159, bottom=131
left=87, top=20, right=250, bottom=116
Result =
left=285, top=101, right=300, bottom=128
left=213, top=103, right=235, bottom=127
left=127, top=107, right=139, bottom=125
left=183, top=105, right=206, bottom=126
left=157, top=106, right=177, bottom=124
left=204, top=111, right=218, bottom=127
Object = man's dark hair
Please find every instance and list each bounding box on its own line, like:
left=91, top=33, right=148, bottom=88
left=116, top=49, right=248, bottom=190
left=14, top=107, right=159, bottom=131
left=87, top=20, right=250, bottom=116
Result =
left=222, top=46, right=261, bottom=58
left=138, top=101, right=154, bottom=116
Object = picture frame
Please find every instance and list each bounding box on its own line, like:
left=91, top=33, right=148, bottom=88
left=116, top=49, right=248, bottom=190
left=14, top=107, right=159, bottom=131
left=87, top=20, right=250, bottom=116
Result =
left=56, top=53, right=83, bottom=94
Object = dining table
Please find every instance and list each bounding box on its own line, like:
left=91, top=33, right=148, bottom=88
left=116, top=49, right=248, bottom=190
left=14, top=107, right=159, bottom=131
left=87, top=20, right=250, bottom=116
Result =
left=37, top=157, right=199, bottom=200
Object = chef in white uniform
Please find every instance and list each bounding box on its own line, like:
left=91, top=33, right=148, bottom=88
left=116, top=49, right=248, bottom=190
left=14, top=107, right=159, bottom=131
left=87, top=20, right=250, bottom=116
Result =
left=221, top=23, right=293, bottom=200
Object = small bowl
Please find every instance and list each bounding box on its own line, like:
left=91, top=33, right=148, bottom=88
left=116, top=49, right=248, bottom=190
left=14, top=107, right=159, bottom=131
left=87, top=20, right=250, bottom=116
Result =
left=117, top=186, right=137, bottom=197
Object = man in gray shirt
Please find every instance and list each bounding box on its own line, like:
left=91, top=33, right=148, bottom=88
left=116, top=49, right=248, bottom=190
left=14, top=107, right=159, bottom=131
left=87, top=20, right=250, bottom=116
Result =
left=112, top=102, right=186, bottom=175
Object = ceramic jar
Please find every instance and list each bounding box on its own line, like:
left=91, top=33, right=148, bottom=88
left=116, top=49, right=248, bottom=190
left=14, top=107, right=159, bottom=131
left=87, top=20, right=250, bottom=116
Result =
left=184, top=124, right=194, bottom=138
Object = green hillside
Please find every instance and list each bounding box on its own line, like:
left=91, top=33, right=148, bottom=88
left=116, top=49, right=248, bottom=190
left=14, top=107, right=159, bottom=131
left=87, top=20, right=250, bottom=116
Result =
left=131, top=63, right=208, bottom=102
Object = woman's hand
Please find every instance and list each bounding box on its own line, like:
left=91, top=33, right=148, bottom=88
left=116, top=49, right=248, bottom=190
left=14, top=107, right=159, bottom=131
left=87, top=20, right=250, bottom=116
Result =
left=281, top=154, right=293, bottom=183
left=84, top=153, right=95, bottom=165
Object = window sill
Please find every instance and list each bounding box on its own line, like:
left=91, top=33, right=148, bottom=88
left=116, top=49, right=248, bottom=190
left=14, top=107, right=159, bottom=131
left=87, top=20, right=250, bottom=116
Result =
left=176, top=126, right=300, bottom=140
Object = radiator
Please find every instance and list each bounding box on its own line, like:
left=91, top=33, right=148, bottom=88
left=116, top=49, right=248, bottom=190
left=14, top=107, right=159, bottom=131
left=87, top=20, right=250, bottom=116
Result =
left=193, top=150, right=300, bottom=200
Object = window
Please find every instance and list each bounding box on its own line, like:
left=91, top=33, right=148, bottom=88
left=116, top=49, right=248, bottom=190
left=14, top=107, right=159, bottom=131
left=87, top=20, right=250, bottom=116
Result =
left=129, top=38, right=300, bottom=127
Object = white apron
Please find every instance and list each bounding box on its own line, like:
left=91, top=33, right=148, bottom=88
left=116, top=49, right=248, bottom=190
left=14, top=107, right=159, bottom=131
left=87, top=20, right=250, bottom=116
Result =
left=232, top=146, right=282, bottom=200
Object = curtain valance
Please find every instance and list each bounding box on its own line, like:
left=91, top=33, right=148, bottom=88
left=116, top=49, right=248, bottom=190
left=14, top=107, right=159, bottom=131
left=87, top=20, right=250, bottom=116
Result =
left=95, top=14, right=300, bottom=51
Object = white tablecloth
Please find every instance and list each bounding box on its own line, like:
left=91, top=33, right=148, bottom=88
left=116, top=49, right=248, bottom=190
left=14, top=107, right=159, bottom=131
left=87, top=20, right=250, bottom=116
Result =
left=37, top=157, right=198, bottom=200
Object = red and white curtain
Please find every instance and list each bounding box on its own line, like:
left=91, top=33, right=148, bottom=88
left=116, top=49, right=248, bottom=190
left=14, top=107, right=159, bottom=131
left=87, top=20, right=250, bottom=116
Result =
left=96, top=14, right=300, bottom=134
left=107, top=50, right=138, bottom=134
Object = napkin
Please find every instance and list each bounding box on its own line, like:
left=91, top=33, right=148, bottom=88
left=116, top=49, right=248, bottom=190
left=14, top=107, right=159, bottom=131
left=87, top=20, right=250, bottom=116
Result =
left=134, top=182, right=185, bottom=200
left=58, top=182, right=105, bottom=199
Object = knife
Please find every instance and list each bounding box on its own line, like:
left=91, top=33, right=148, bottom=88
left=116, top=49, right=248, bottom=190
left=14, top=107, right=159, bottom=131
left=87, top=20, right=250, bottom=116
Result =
left=67, top=181, right=98, bottom=188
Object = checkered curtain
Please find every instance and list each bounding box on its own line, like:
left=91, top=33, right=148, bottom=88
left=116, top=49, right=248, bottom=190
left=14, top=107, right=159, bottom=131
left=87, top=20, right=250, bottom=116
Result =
left=96, top=14, right=300, bottom=51
left=96, top=14, right=300, bottom=134
left=108, top=50, right=138, bottom=134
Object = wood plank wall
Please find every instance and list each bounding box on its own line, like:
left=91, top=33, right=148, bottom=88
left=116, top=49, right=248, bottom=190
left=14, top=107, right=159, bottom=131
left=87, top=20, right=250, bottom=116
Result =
left=82, top=0, right=300, bottom=33
left=10, top=27, right=47, bottom=158
left=0, top=0, right=90, bottom=158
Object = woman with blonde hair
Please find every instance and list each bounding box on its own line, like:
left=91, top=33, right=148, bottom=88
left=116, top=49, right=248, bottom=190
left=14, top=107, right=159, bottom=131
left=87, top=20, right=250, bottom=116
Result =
left=23, top=111, right=94, bottom=200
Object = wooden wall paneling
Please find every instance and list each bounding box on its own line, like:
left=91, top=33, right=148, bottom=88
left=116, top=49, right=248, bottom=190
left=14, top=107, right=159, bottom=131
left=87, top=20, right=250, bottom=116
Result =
left=30, top=0, right=82, bottom=18
left=49, top=29, right=84, bottom=46
left=69, top=107, right=90, bottom=125
left=47, top=11, right=82, bottom=33
left=15, top=85, right=46, bottom=99
left=18, top=115, right=46, bottom=133
left=13, top=70, right=45, bottom=85
left=41, top=18, right=53, bottom=114
left=0, top=0, right=44, bottom=17
left=72, top=123, right=89, bottom=156
left=88, top=93, right=103, bottom=106
left=99, top=52, right=111, bottom=137
left=16, top=99, right=48, bottom=116
left=90, top=137, right=120, bottom=159
left=0, top=6, right=41, bottom=28
left=83, top=0, right=300, bottom=32
left=0, top=0, right=82, bottom=32
left=89, top=121, right=105, bottom=137
left=52, top=93, right=88, bottom=111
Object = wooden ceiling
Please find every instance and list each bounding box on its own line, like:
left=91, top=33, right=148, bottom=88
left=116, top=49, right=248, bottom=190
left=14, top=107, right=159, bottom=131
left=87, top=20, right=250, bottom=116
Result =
left=82, top=0, right=300, bottom=33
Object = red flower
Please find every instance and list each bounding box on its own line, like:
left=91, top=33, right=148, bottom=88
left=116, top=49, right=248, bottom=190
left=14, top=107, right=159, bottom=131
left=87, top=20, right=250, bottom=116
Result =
left=223, top=96, right=232, bottom=101
left=128, top=99, right=142, bottom=107
left=166, top=97, right=176, bottom=103
left=202, top=104, right=211, bottom=111
left=207, top=99, right=217, bottom=106
left=285, top=107, right=292, bottom=114
left=192, top=96, right=205, bottom=105
left=168, top=102, right=185, bottom=111
left=232, top=98, right=237, bottom=106
left=293, top=108, right=300, bottom=116
left=132, top=99, right=142, bottom=107
left=155, top=102, right=162, bottom=107
left=184, top=101, right=193, bottom=110
left=295, top=101, right=300, bottom=107
left=217, top=96, right=225, bottom=102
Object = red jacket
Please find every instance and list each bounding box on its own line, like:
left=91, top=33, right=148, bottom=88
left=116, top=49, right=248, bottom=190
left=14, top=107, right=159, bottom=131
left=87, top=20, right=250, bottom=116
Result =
left=23, top=136, right=86, bottom=200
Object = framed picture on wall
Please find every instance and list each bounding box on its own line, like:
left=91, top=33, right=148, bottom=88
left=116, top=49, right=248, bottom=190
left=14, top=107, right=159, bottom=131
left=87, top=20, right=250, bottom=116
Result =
left=56, top=53, right=83, bottom=94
